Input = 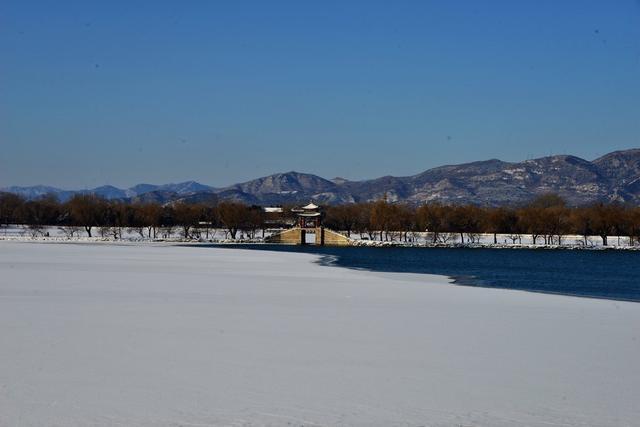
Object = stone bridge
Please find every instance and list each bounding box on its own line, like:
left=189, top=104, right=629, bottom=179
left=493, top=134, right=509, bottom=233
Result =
left=265, top=227, right=351, bottom=246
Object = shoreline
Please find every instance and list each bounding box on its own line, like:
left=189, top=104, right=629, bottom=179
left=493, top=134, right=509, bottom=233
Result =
left=2, top=224, right=639, bottom=251
left=2, top=234, right=639, bottom=251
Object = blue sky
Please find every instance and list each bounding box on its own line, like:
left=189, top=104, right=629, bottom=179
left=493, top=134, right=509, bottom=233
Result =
left=2, top=1, right=639, bottom=188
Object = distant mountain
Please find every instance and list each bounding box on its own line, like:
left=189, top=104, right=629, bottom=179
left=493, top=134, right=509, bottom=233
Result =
left=216, top=152, right=635, bottom=206
left=1, top=185, right=75, bottom=201
left=158, top=181, right=214, bottom=195
left=0, top=181, right=215, bottom=203
left=3, top=149, right=640, bottom=206
left=592, top=149, right=640, bottom=183
left=221, top=171, right=355, bottom=205
left=128, top=184, right=159, bottom=196
left=81, top=185, right=129, bottom=200
left=128, top=190, right=179, bottom=205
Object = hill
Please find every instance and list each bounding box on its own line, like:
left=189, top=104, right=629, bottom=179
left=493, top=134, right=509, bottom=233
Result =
left=4, top=149, right=640, bottom=206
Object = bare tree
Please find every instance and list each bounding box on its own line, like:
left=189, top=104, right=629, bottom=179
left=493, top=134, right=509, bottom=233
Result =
left=173, top=203, right=201, bottom=239
left=67, top=194, right=103, bottom=237
left=217, top=202, right=249, bottom=239
left=59, top=226, right=80, bottom=238
left=484, top=207, right=517, bottom=244
left=417, top=203, right=449, bottom=244
left=137, top=203, right=162, bottom=238
left=0, top=192, right=24, bottom=229
left=589, top=203, right=617, bottom=246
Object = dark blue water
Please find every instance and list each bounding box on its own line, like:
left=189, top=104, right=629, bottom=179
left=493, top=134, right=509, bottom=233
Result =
left=202, top=244, right=640, bottom=302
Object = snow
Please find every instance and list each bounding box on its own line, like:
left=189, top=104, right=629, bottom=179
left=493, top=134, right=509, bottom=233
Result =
left=2, top=224, right=637, bottom=249
left=0, top=241, right=639, bottom=426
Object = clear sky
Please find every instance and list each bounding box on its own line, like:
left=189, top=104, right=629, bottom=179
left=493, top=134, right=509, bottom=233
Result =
left=2, top=1, right=639, bottom=189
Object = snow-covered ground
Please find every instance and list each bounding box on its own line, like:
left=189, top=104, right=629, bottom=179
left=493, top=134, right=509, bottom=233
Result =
left=0, top=241, right=639, bottom=426
left=1, top=224, right=636, bottom=249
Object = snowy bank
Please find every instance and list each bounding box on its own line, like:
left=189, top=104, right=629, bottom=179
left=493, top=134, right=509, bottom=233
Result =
left=0, top=241, right=639, bottom=426
left=2, top=225, right=640, bottom=250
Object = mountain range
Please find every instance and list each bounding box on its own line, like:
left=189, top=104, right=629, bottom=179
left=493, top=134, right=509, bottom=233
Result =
left=3, top=149, right=640, bottom=207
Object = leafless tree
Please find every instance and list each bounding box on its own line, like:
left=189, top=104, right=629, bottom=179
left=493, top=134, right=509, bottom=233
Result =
left=67, top=194, right=103, bottom=237
left=59, top=226, right=80, bottom=238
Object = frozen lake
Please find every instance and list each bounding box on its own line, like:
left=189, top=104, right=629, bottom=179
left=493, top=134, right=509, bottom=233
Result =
left=205, top=244, right=640, bottom=302
left=1, top=241, right=639, bottom=426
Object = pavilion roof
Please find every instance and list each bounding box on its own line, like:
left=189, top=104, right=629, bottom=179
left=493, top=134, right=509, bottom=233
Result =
left=302, top=202, right=319, bottom=210
left=298, top=212, right=321, bottom=217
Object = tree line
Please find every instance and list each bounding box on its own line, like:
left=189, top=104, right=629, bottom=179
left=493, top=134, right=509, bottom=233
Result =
left=323, top=194, right=640, bottom=246
left=1, top=192, right=640, bottom=246
left=0, top=193, right=265, bottom=240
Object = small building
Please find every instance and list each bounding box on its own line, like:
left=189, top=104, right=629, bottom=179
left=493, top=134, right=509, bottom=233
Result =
left=296, top=202, right=322, bottom=228
left=262, top=206, right=294, bottom=228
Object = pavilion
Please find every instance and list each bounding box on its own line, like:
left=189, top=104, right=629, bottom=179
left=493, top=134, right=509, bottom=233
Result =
left=264, top=202, right=350, bottom=246
left=295, top=202, right=322, bottom=229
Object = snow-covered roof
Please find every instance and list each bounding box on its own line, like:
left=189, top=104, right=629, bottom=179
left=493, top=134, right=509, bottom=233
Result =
left=263, top=207, right=283, bottom=213
left=298, top=212, right=321, bottom=217
left=302, top=203, right=319, bottom=210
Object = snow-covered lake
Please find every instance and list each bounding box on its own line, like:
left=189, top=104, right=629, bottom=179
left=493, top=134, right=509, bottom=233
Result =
left=1, top=241, right=639, bottom=426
